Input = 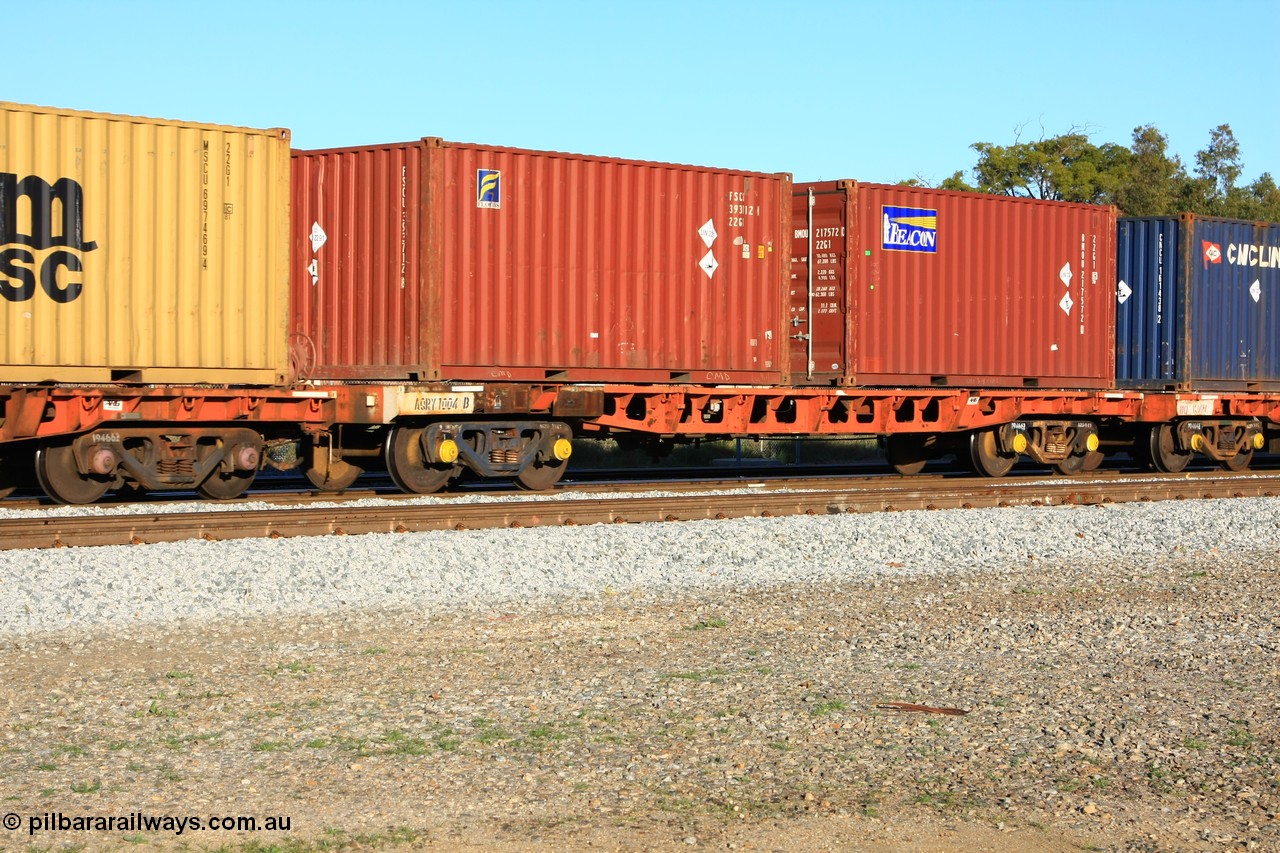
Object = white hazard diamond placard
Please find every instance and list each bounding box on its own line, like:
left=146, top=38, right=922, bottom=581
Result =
left=1059, top=262, right=1072, bottom=286
left=698, top=219, right=718, bottom=248
left=1117, top=280, right=1132, bottom=304
left=1250, top=279, right=1262, bottom=303
left=310, top=222, right=328, bottom=253
left=699, top=250, right=719, bottom=279
left=1059, top=292, right=1074, bottom=315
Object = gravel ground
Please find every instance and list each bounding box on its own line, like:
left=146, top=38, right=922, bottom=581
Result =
left=4, top=497, right=1280, bottom=637
left=1, top=498, right=1278, bottom=851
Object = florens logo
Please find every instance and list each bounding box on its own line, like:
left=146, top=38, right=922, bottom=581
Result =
left=882, top=206, right=937, bottom=253
left=477, top=169, right=501, bottom=209
left=0, top=172, right=98, bottom=303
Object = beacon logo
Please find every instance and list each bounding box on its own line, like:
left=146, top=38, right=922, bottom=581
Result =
left=882, top=206, right=937, bottom=253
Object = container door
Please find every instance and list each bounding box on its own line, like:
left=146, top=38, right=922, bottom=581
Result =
left=789, top=186, right=846, bottom=383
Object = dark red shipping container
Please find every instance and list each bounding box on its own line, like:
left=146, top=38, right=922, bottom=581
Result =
left=291, top=139, right=791, bottom=384
left=791, top=181, right=1117, bottom=388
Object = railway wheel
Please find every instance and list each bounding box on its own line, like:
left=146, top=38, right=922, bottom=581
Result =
left=885, top=434, right=928, bottom=476
left=385, top=427, right=456, bottom=494
left=304, top=441, right=363, bottom=492
left=197, top=469, right=256, bottom=500
left=35, top=442, right=111, bottom=505
left=968, top=429, right=1017, bottom=478
left=515, top=458, right=567, bottom=491
left=196, top=444, right=257, bottom=500
left=1053, top=445, right=1104, bottom=476
left=198, top=470, right=255, bottom=500
left=1052, top=452, right=1087, bottom=476
left=1147, top=424, right=1191, bottom=474
left=1222, top=448, right=1253, bottom=472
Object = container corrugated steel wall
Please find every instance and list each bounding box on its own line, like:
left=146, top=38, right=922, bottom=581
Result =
left=1115, top=218, right=1179, bottom=385
left=291, top=142, right=425, bottom=379
left=1117, top=215, right=1280, bottom=390
left=432, top=141, right=789, bottom=383
left=795, top=181, right=1116, bottom=388
left=293, top=139, right=790, bottom=384
left=0, top=102, right=291, bottom=383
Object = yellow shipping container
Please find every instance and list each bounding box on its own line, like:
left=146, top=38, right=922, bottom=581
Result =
left=0, top=102, right=290, bottom=383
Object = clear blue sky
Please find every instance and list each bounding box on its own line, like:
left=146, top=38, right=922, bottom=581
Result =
left=11, top=0, right=1278, bottom=186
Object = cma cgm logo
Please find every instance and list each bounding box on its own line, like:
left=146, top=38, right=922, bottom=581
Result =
left=882, top=205, right=938, bottom=253
left=477, top=169, right=501, bottom=209
left=1203, top=240, right=1222, bottom=267
left=0, top=172, right=98, bottom=303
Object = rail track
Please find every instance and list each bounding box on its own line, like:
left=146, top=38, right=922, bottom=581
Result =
left=3, top=469, right=1278, bottom=551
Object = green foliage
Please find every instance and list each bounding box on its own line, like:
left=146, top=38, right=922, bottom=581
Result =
left=1113, top=124, right=1185, bottom=216
left=1193, top=123, right=1242, bottom=213
left=968, top=132, right=1131, bottom=204
left=919, top=122, right=1280, bottom=221
left=938, top=170, right=977, bottom=193
left=1232, top=172, right=1280, bottom=221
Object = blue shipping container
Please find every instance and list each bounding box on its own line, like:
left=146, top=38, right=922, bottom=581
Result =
left=1116, top=215, right=1280, bottom=390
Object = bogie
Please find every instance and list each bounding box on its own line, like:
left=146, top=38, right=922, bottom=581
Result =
left=24, top=428, right=266, bottom=503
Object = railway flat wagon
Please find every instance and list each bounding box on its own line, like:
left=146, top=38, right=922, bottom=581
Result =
left=1117, top=214, right=1280, bottom=391
left=291, top=139, right=792, bottom=385
left=290, top=139, right=792, bottom=492
left=580, top=183, right=1124, bottom=478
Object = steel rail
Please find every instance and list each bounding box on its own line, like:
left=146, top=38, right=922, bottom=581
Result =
left=2, top=472, right=1278, bottom=551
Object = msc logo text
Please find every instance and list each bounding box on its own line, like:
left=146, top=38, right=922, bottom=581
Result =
left=0, top=172, right=98, bottom=303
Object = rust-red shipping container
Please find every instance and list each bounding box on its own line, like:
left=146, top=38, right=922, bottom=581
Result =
left=791, top=181, right=1116, bottom=388
left=291, top=139, right=791, bottom=384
